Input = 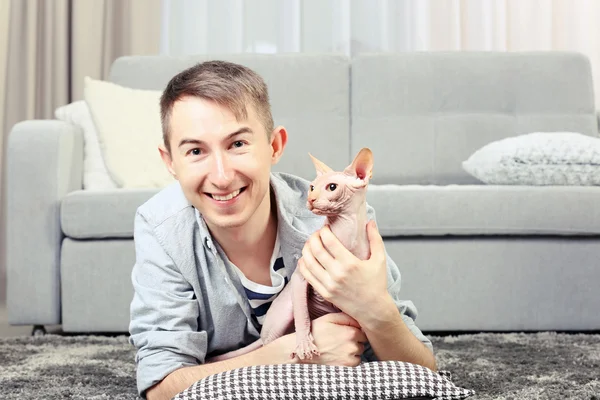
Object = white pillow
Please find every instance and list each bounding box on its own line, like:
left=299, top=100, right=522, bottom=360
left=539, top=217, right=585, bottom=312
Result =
left=83, top=76, right=175, bottom=189
left=462, top=132, right=600, bottom=185
left=55, top=101, right=118, bottom=190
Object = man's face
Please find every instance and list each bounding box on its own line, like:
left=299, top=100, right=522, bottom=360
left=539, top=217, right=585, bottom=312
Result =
left=160, top=96, right=286, bottom=230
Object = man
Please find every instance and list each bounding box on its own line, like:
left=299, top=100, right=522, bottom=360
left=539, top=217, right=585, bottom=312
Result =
left=129, top=60, right=436, bottom=400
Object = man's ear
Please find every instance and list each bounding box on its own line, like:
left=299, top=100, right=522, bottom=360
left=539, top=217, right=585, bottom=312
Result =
left=270, top=125, right=288, bottom=165
left=159, top=144, right=178, bottom=179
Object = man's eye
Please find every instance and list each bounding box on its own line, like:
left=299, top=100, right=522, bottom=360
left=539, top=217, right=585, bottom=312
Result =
left=189, top=148, right=201, bottom=156
left=233, top=141, right=244, bottom=148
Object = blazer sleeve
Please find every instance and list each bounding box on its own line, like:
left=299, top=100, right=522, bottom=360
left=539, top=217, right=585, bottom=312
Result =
left=128, top=211, right=208, bottom=398
left=363, top=203, right=434, bottom=360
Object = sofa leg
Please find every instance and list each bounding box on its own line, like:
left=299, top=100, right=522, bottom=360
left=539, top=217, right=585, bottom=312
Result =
left=32, top=325, right=47, bottom=336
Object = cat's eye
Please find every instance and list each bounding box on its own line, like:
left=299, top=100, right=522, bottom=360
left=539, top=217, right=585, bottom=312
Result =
left=327, top=183, right=337, bottom=191
left=310, top=185, right=314, bottom=191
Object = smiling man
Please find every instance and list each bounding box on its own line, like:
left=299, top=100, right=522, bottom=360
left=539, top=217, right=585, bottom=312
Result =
left=128, top=60, right=436, bottom=400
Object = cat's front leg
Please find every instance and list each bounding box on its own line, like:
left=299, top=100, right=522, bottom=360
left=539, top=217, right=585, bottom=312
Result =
left=290, top=268, right=320, bottom=360
left=260, top=283, right=295, bottom=345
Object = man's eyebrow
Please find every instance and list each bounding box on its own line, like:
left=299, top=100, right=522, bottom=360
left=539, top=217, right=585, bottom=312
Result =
left=178, top=127, right=253, bottom=148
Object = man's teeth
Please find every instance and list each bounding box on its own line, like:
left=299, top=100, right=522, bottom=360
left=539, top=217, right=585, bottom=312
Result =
left=211, top=189, right=241, bottom=201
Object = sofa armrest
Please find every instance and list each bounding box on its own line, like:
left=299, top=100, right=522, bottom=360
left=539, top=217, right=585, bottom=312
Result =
left=6, top=120, right=83, bottom=326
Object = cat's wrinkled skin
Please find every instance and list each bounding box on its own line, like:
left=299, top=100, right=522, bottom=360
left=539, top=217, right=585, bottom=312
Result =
left=207, top=148, right=374, bottom=363
left=290, top=148, right=373, bottom=359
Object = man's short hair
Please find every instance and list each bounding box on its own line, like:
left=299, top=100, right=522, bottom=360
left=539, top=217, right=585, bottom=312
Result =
left=160, top=60, right=274, bottom=153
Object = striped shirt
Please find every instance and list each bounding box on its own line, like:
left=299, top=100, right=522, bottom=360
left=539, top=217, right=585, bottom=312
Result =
left=229, top=233, right=289, bottom=326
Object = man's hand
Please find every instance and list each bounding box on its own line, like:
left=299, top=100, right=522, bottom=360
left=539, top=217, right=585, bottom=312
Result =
left=297, top=220, right=390, bottom=327
left=296, top=220, right=437, bottom=371
left=305, top=313, right=368, bottom=366
left=281, top=312, right=367, bottom=366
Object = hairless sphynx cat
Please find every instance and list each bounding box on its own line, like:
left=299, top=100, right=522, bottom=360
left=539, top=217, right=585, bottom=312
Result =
left=208, top=147, right=374, bottom=362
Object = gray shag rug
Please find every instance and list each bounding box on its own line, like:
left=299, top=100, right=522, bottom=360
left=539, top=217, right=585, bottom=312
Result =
left=0, top=332, right=599, bottom=399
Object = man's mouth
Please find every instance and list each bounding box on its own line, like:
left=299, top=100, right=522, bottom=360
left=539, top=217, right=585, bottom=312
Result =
left=206, top=187, right=246, bottom=201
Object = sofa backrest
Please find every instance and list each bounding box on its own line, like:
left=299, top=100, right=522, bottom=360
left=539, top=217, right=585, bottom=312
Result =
left=110, top=52, right=598, bottom=186
left=352, top=52, right=598, bottom=185
left=108, top=54, right=350, bottom=181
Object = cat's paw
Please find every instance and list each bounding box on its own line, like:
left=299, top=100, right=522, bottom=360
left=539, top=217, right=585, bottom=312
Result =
left=290, top=333, right=320, bottom=360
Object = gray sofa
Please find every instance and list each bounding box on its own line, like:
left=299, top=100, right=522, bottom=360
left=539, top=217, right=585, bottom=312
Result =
left=6, top=51, right=600, bottom=335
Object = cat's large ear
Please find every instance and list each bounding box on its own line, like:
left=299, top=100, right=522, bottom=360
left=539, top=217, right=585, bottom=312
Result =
left=344, top=147, right=373, bottom=183
left=309, top=153, right=334, bottom=176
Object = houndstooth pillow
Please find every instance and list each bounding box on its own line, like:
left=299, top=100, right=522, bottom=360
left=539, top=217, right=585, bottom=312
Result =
left=462, top=132, right=600, bottom=185
left=172, top=361, right=475, bottom=400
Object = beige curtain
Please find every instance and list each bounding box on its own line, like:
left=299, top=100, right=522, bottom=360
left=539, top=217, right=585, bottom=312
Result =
left=70, top=0, right=163, bottom=101
left=0, top=0, right=10, bottom=302
left=2, top=0, right=71, bottom=145
left=0, top=0, right=161, bottom=304
left=2, top=0, right=161, bottom=136
left=0, top=2, right=10, bottom=149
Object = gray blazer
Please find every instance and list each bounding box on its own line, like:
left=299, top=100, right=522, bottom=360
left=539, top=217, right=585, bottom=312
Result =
left=129, top=172, right=432, bottom=397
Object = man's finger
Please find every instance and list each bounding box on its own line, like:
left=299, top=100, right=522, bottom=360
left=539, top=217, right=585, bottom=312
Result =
left=297, top=257, right=330, bottom=301
left=301, top=243, right=331, bottom=286
left=308, top=229, right=336, bottom=270
left=367, top=220, right=385, bottom=259
left=320, top=225, right=352, bottom=262
left=324, top=312, right=361, bottom=328
left=356, top=329, right=368, bottom=343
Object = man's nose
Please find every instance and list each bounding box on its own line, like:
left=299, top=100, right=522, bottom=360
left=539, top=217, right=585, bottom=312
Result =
left=209, top=152, right=234, bottom=187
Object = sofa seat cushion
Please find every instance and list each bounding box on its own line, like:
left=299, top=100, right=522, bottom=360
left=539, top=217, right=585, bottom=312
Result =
left=366, top=184, right=600, bottom=236
left=61, top=189, right=158, bottom=239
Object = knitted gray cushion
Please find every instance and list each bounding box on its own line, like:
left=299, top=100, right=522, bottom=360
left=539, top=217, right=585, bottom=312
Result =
left=462, top=132, right=600, bottom=185
left=172, top=361, right=475, bottom=400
